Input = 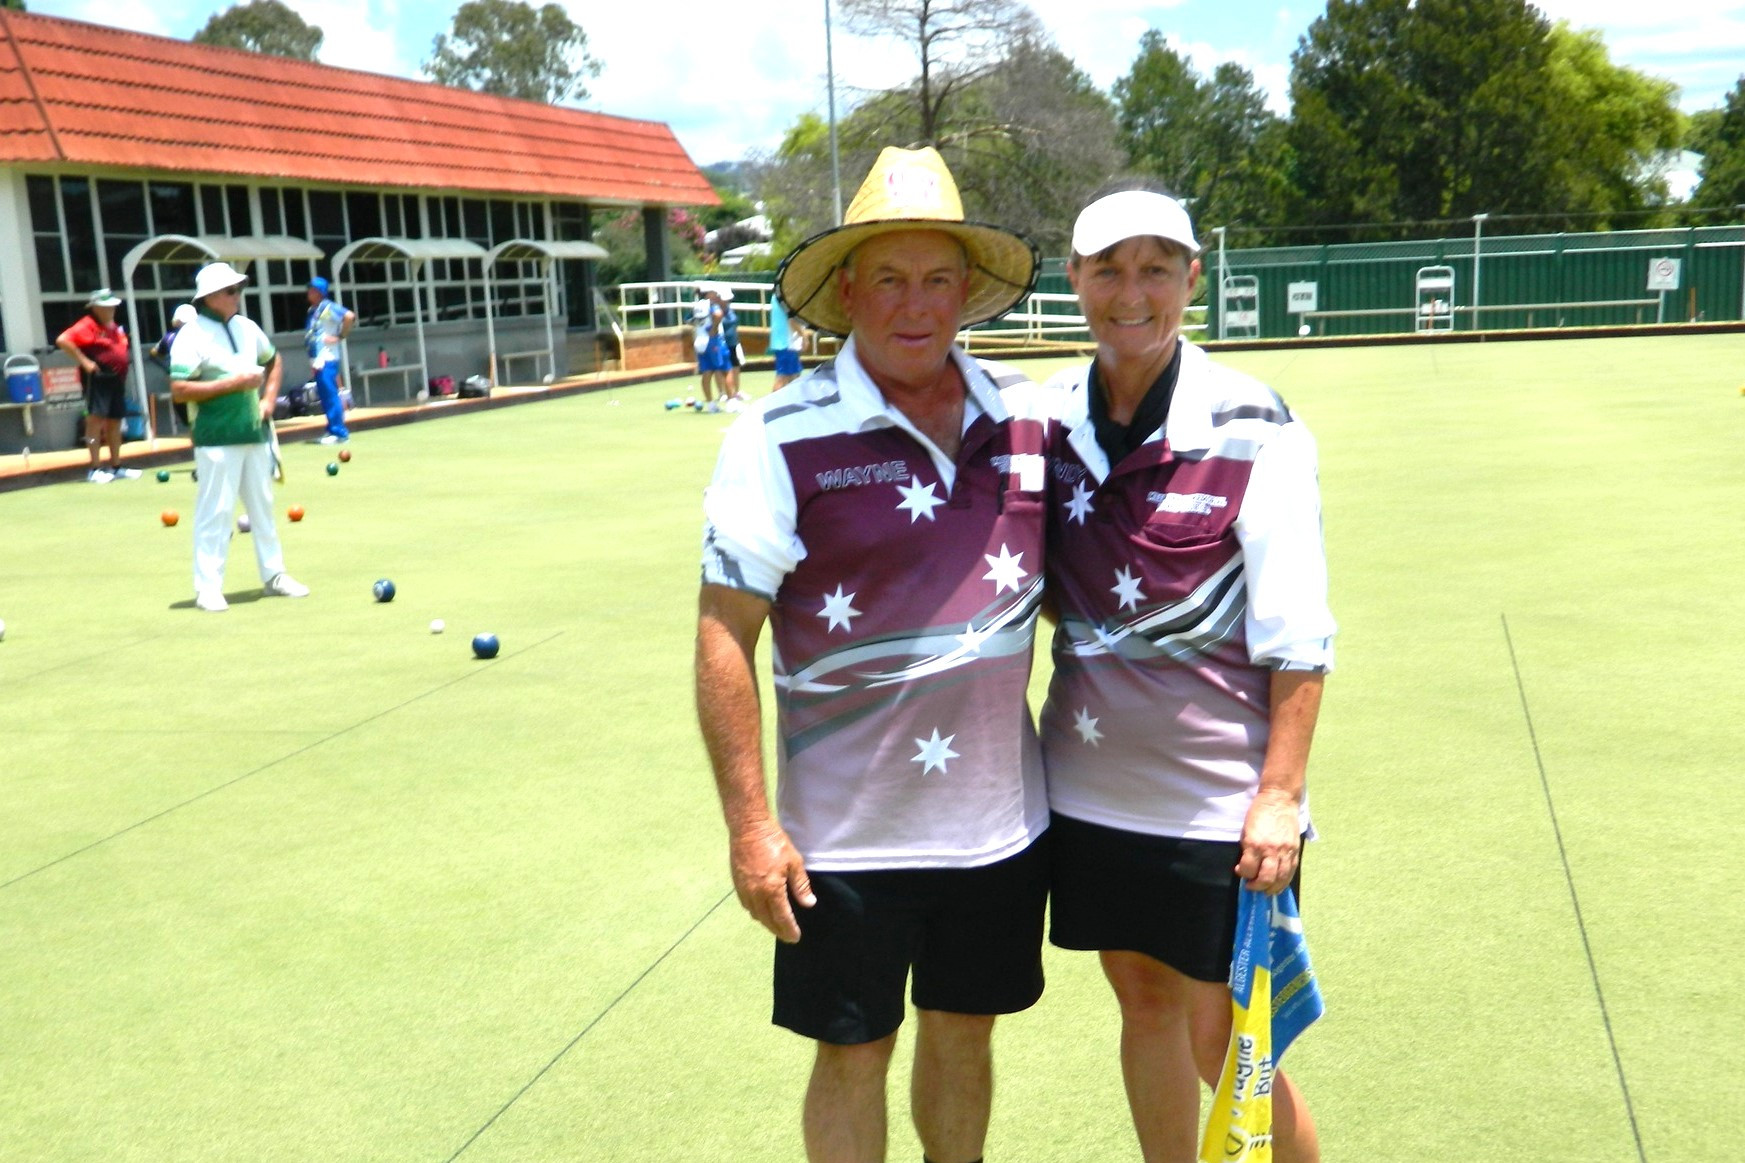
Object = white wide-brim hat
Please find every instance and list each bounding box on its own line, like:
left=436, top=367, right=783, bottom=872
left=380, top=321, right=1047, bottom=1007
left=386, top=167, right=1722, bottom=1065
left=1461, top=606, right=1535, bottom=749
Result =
left=1071, top=190, right=1199, bottom=258
left=193, top=261, right=249, bottom=302
left=777, top=146, right=1038, bottom=337
left=85, top=288, right=123, bottom=308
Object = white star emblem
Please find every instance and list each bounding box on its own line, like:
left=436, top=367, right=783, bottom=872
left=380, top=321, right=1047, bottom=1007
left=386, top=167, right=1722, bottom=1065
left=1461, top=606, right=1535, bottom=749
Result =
left=895, top=476, right=945, bottom=523
left=1111, top=565, right=1146, bottom=612
left=1064, top=479, right=1095, bottom=525
left=982, top=543, right=1028, bottom=594
left=911, top=728, right=961, bottom=775
left=955, top=621, right=995, bottom=654
left=817, top=584, right=862, bottom=633
left=1073, top=707, right=1104, bottom=746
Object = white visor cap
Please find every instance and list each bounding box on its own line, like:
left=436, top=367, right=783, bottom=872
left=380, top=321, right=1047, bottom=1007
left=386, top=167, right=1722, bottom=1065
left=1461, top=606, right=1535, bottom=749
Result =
left=1071, top=190, right=1199, bottom=258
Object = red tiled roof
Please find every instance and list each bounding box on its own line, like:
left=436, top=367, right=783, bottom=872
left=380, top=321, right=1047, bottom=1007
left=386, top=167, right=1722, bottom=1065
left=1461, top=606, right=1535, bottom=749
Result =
left=0, top=9, right=718, bottom=207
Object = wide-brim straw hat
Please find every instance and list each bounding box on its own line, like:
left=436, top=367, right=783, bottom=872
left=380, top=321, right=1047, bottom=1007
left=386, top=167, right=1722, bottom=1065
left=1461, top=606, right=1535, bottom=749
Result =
left=777, top=146, right=1039, bottom=337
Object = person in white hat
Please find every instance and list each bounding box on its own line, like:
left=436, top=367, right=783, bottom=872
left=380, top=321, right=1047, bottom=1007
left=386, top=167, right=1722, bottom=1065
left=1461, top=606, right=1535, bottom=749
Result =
left=169, top=262, right=309, bottom=612
left=56, top=288, right=138, bottom=482
left=715, top=284, right=746, bottom=409
left=696, top=146, right=1049, bottom=1163
left=1038, top=179, right=1334, bottom=1162
left=691, top=282, right=728, bottom=411
left=149, top=303, right=199, bottom=429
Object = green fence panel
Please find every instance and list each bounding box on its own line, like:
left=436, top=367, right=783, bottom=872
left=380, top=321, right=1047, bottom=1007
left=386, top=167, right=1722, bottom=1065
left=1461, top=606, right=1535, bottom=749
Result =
left=1196, top=225, right=1745, bottom=338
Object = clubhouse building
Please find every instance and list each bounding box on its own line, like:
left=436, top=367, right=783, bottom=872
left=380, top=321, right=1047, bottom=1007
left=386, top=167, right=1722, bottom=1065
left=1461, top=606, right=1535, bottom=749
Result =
left=0, top=8, right=716, bottom=445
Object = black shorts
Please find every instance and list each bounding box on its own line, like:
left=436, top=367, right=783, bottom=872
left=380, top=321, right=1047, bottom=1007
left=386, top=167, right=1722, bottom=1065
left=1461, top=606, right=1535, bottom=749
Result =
left=773, top=836, right=1049, bottom=1044
left=84, top=370, right=127, bottom=420
left=1048, top=813, right=1301, bottom=984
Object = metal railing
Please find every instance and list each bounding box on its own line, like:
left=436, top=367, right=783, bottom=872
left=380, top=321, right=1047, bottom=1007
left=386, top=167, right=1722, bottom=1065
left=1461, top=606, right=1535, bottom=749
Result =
left=610, top=282, right=1206, bottom=347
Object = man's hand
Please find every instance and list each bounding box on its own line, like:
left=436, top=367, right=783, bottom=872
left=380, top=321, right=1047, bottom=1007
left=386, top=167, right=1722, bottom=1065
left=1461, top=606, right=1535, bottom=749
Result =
left=1234, top=787, right=1300, bottom=894
left=730, top=821, right=816, bottom=943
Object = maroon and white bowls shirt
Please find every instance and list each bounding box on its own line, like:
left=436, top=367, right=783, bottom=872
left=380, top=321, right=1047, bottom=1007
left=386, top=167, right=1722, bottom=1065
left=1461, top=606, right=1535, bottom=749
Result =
left=702, top=336, right=1055, bottom=872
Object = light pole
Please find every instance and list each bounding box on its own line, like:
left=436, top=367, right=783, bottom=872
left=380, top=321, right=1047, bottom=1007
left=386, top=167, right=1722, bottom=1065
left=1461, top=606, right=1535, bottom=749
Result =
left=1212, top=225, right=1228, bottom=340
left=825, top=0, right=843, bottom=225
left=1737, top=204, right=1745, bottom=322
left=1471, top=212, right=1489, bottom=332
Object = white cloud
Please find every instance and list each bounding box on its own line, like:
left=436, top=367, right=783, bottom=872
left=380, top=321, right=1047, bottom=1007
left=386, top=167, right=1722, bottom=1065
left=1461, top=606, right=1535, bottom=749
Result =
left=297, top=0, right=415, bottom=78
left=42, top=0, right=174, bottom=37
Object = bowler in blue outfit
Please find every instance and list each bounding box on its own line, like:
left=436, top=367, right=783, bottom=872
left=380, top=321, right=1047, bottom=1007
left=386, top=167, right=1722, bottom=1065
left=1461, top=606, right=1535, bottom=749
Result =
left=305, top=276, right=355, bottom=444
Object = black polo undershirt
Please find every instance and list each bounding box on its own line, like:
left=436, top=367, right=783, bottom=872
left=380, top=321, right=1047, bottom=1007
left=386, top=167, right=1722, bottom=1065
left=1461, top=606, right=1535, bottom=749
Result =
left=1087, top=339, right=1182, bottom=467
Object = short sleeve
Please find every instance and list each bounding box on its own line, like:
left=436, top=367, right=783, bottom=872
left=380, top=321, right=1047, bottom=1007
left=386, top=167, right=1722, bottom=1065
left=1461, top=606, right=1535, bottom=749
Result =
left=167, top=327, right=205, bottom=380
left=1234, top=420, right=1336, bottom=671
left=701, top=411, right=804, bottom=600
left=252, top=322, right=277, bottom=366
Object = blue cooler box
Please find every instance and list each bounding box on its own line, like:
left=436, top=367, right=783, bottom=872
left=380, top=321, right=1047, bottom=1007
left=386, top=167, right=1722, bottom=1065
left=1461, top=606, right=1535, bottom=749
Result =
left=5, top=354, right=43, bottom=403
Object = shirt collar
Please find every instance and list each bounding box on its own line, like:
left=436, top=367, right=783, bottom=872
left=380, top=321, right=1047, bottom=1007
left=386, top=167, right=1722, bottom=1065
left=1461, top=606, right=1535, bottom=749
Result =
left=835, top=334, right=1005, bottom=431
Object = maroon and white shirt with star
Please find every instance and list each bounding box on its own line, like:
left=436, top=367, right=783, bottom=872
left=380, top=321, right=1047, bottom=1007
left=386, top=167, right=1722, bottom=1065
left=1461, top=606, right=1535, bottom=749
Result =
left=1040, top=341, right=1335, bottom=841
left=702, top=336, right=1053, bottom=871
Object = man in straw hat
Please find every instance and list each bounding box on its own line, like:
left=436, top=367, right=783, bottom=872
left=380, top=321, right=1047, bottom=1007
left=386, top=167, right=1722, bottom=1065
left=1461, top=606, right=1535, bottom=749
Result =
left=170, top=262, right=308, bottom=612
left=695, top=146, right=1050, bottom=1163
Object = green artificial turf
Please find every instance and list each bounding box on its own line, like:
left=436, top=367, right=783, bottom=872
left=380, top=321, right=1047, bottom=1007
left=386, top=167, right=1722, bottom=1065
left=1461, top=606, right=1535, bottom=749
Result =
left=0, top=335, right=1740, bottom=1161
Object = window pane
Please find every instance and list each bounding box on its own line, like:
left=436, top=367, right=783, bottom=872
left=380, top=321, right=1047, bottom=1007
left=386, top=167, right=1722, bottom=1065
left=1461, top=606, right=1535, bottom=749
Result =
left=226, top=185, right=252, bottom=235
left=490, top=199, right=514, bottom=243
left=346, top=191, right=381, bottom=239
left=401, top=195, right=423, bottom=239
left=383, top=196, right=402, bottom=237
left=273, top=293, right=305, bottom=335
left=27, top=175, right=59, bottom=231
left=97, top=179, right=147, bottom=237
left=283, top=191, right=307, bottom=239
left=44, top=301, right=86, bottom=343
left=35, top=234, right=67, bottom=293
left=355, top=289, right=387, bottom=323
left=260, top=189, right=283, bottom=235
left=150, top=182, right=196, bottom=236
left=464, top=199, right=487, bottom=242
left=309, top=191, right=344, bottom=237
left=200, top=186, right=225, bottom=233
left=105, top=236, right=144, bottom=286
left=61, top=178, right=101, bottom=290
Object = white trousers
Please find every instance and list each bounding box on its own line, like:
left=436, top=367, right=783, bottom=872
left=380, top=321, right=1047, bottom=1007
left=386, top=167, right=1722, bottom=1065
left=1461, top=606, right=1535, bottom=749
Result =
left=193, top=443, right=285, bottom=597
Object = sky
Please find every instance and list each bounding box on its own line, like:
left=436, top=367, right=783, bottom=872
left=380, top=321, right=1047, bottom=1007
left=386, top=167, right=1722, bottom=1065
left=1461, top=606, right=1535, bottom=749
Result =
left=29, top=0, right=1745, bottom=168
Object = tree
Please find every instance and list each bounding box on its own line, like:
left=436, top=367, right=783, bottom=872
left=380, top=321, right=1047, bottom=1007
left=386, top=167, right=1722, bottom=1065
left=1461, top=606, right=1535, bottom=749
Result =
left=425, top=0, right=601, bottom=105
left=760, top=2, right=1117, bottom=254
left=1287, top=0, right=1564, bottom=237
left=839, top=0, right=1042, bottom=144
left=1113, top=33, right=1291, bottom=239
left=1285, top=0, right=1683, bottom=239
left=947, top=36, right=1122, bottom=253
left=192, top=0, right=322, bottom=61
left=591, top=208, right=706, bottom=288
left=1543, top=24, right=1682, bottom=217
left=1690, top=76, right=1745, bottom=213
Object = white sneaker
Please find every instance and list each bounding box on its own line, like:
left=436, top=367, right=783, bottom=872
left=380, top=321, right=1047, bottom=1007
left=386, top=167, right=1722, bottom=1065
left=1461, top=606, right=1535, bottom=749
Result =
left=264, top=573, right=310, bottom=598
left=195, top=591, right=229, bottom=612
left=87, top=468, right=113, bottom=483
left=706, top=401, right=721, bottom=414
left=110, top=466, right=142, bottom=480
left=316, top=434, right=346, bottom=445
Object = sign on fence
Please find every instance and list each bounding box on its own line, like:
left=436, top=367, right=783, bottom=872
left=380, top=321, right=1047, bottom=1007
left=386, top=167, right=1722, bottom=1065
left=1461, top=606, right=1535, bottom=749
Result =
left=1647, top=257, right=1681, bottom=292
left=1287, top=282, right=1319, bottom=314
left=42, top=367, right=81, bottom=396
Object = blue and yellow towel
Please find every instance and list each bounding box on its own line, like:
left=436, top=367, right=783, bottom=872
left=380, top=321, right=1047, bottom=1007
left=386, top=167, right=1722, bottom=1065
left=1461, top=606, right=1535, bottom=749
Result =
left=1198, top=886, right=1324, bottom=1163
